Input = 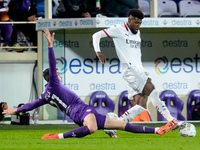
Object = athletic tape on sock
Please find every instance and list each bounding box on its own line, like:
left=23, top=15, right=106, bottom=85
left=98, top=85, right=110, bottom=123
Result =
left=120, top=104, right=145, bottom=122
left=149, top=89, right=173, bottom=121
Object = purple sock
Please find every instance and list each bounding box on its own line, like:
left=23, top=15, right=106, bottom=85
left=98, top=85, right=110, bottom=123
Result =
left=4, top=24, right=13, bottom=45
left=125, top=123, right=155, bottom=134
left=63, top=126, right=91, bottom=138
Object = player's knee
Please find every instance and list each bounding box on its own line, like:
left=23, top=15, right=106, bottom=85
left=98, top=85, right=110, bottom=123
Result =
left=139, top=103, right=147, bottom=109
left=144, top=82, right=155, bottom=96
left=88, top=125, right=98, bottom=134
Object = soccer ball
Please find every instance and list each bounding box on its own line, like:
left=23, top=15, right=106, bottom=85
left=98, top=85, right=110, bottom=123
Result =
left=179, top=123, right=196, bottom=137
left=106, top=112, right=119, bottom=120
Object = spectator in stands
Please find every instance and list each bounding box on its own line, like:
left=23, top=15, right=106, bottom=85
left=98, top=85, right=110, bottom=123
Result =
left=0, top=102, right=8, bottom=121
left=37, top=0, right=59, bottom=18
left=101, top=0, right=141, bottom=17
left=87, top=0, right=102, bottom=17
left=0, top=0, right=13, bottom=51
left=87, top=0, right=107, bottom=17
left=56, top=0, right=91, bottom=18
left=8, top=0, right=38, bottom=51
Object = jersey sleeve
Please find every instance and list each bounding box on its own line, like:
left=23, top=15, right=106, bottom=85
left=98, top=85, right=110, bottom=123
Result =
left=17, top=95, right=47, bottom=112
left=48, top=47, right=60, bottom=86
left=92, top=30, right=107, bottom=52
left=103, top=25, right=120, bottom=38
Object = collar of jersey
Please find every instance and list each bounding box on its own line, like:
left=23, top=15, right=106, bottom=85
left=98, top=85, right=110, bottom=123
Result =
left=124, top=23, right=129, bottom=32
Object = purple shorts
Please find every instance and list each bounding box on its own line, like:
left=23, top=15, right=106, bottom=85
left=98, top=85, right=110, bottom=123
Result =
left=70, top=104, right=106, bottom=129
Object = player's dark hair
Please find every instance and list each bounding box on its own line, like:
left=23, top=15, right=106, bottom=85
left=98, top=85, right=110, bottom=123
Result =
left=43, top=68, right=49, bottom=82
left=43, top=68, right=59, bottom=82
left=0, top=103, right=3, bottom=112
left=0, top=102, right=6, bottom=121
left=128, top=9, right=144, bottom=19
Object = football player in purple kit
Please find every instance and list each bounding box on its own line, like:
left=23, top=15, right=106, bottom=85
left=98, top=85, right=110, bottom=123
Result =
left=3, top=29, right=177, bottom=139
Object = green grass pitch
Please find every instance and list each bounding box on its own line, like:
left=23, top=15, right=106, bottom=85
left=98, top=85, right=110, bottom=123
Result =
left=0, top=123, right=199, bottom=150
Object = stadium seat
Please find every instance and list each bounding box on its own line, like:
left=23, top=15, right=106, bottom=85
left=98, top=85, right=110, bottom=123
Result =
left=2, top=0, right=10, bottom=7
left=171, top=0, right=182, bottom=5
left=118, top=90, right=131, bottom=117
left=187, top=89, right=200, bottom=120
left=89, top=91, right=115, bottom=115
left=157, top=90, right=186, bottom=121
left=158, top=0, right=180, bottom=17
left=139, top=0, right=150, bottom=17
left=179, top=0, right=200, bottom=17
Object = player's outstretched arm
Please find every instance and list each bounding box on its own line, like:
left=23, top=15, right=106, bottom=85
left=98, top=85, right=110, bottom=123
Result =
left=43, top=28, right=55, bottom=47
left=92, top=31, right=107, bottom=64
left=2, top=108, right=17, bottom=116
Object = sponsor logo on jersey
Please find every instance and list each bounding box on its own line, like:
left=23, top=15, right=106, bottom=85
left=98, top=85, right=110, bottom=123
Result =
left=86, top=109, right=91, bottom=112
left=126, top=39, right=141, bottom=48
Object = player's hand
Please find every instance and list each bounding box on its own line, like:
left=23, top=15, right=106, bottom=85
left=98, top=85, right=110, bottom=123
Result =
left=82, top=12, right=91, bottom=18
left=2, top=108, right=17, bottom=116
left=44, top=29, right=55, bottom=47
left=96, top=52, right=106, bottom=64
left=28, top=15, right=37, bottom=21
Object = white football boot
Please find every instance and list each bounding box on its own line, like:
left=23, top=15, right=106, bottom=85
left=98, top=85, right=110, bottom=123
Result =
left=173, top=119, right=187, bottom=130
left=104, top=129, right=118, bottom=138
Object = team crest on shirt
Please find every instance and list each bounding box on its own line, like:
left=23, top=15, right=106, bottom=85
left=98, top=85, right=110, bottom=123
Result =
left=86, top=109, right=91, bottom=112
